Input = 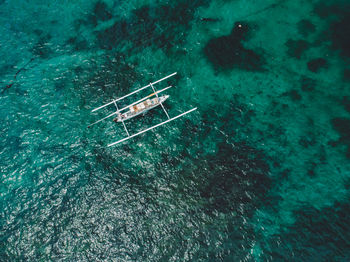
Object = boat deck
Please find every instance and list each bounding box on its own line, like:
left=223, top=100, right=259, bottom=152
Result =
left=124, top=98, right=158, bottom=118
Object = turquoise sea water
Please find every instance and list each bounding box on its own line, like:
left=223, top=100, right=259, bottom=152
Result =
left=1, top=0, right=350, bottom=260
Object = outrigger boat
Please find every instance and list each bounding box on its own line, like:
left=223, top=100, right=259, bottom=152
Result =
left=88, top=72, right=197, bottom=147
left=113, top=95, right=169, bottom=123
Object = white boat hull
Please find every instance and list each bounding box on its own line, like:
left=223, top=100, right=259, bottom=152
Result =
left=114, top=95, right=169, bottom=122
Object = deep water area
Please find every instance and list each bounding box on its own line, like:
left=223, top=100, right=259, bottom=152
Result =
left=1, top=0, right=350, bottom=261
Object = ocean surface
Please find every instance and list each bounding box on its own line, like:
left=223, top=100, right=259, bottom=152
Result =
left=1, top=0, right=350, bottom=261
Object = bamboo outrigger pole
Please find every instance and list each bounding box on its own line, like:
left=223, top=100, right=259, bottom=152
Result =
left=107, top=107, right=197, bottom=147
left=91, top=72, right=177, bottom=112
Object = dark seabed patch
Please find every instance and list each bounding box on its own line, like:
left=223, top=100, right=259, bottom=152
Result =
left=66, top=36, right=89, bottom=52
left=307, top=57, right=328, bottom=73
left=331, top=117, right=350, bottom=158
left=300, top=76, right=316, bottom=92
left=91, top=1, right=113, bottom=25
left=32, top=34, right=53, bottom=59
left=262, top=201, right=350, bottom=260
left=285, top=39, right=310, bottom=59
left=204, top=22, right=265, bottom=71
left=297, top=19, right=316, bottom=37
left=94, top=0, right=210, bottom=51
left=281, top=89, right=302, bottom=101
left=298, top=133, right=316, bottom=148
left=198, top=141, right=271, bottom=214
left=330, top=11, right=350, bottom=58
left=342, top=96, right=350, bottom=112
left=314, top=1, right=350, bottom=59
left=344, top=69, right=350, bottom=81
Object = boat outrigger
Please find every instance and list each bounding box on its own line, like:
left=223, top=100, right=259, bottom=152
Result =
left=88, top=72, right=197, bottom=147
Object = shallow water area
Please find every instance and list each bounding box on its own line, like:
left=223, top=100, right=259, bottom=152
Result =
left=1, top=0, right=350, bottom=261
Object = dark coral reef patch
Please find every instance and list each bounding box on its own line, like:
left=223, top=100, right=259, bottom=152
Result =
left=198, top=141, right=271, bottom=214
left=285, top=39, right=310, bottom=59
left=262, top=202, right=350, bottom=260
left=204, top=22, right=265, bottom=71
left=93, top=1, right=112, bottom=22
left=95, top=0, right=210, bottom=51
left=307, top=58, right=328, bottom=73
left=281, top=89, right=302, bottom=101
left=344, top=69, right=350, bottom=81
left=341, top=96, right=350, bottom=112
left=314, top=1, right=350, bottom=59
left=331, top=117, right=350, bottom=158
left=300, top=76, right=316, bottom=92
left=330, top=15, right=350, bottom=58
left=297, top=19, right=316, bottom=37
left=332, top=117, right=350, bottom=143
